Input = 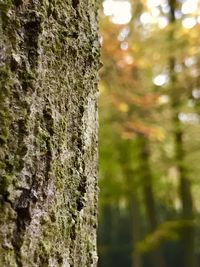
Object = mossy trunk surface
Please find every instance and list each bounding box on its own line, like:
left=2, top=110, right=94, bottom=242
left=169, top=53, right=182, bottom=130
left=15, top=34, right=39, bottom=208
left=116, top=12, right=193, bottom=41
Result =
left=0, top=1, right=100, bottom=266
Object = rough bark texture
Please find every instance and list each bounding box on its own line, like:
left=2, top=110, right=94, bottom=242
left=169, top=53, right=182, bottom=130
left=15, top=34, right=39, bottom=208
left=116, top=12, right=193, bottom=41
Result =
left=0, top=0, right=100, bottom=266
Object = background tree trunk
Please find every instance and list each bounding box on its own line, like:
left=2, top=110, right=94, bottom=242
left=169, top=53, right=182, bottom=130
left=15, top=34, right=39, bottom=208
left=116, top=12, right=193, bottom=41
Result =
left=0, top=1, right=100, bottom=266
left=120, top=140, right=143, bottom=267
left=138, top=136, right=166, bottom=267
left=168, top=1, right=196, bottom=266
left=129, top=196, right=142, bottom=267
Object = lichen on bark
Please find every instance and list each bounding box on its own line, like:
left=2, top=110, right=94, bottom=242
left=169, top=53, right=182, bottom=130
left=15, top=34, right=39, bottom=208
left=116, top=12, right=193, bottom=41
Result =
left=0, top=0, right=100, bottom=266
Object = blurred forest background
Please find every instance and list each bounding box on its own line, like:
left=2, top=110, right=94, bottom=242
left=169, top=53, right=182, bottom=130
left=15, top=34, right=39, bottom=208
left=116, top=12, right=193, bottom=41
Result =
left=97, top=0, right=200, bottom=267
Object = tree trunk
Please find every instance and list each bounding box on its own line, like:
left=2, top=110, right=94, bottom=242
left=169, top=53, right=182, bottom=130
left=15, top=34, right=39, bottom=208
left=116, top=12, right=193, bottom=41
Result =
left=0, top=1, right=100, bottom=266
left=170, top=58, right=196, bottom=267
left=138, top=136, right=166, bottom=267
left=120, top=140, right=143, bottom=267
left=168, top=2, right=196, bottom=266
left=129, top=196, right=142, bottom=267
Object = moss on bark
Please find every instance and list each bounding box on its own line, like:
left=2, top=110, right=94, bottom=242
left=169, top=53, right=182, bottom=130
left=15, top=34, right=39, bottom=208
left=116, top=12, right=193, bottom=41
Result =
left=0, top=0, right=100, bottom=266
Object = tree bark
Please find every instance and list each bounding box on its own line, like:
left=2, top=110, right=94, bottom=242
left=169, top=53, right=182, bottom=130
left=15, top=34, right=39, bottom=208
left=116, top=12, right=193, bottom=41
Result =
left=0, top=1, right=100, bottom=266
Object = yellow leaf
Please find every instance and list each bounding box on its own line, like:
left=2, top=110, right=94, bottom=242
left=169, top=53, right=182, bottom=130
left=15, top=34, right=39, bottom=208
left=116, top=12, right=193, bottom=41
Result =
left=118, top=103, right=129, bottom=113
left=151, top=127, right=166, bottom=142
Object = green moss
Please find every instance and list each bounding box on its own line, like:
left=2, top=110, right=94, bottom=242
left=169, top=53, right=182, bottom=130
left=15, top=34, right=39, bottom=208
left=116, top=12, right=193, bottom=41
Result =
left=0, top=67, right=12, bottom=89
left=35, top=128, right=50, bottom=152
left=0, top=0, right=13, bottom=13
left=0, top=134, right=7, bottom=145
left=37, top=241, right=50, bottom=266
left=0, top=174, right=14, bottom=195
left=13, top=157, right=24, bottom=172
left=0, top=67, right=12, bottom=139
left=0, top=112, right=10, bottom=140
left=0, top=161, right=6, bottom=170
left=0, top=110, right=10, bottom=121
left=40, top=215, right=49, bottom=225
left=50, top=160, right=65, bottom=189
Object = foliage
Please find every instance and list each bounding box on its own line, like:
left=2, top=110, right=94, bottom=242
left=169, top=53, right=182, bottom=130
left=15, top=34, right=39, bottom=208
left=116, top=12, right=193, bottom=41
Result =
left=98, top=1, right=200, bottom=266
